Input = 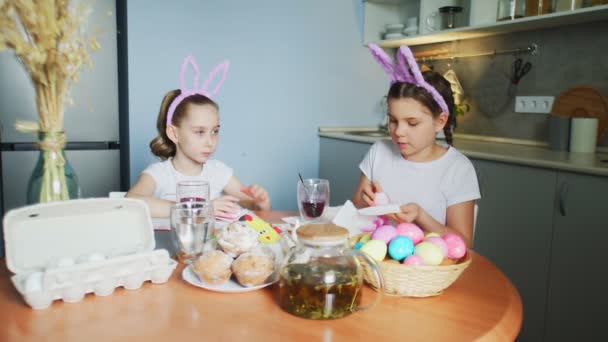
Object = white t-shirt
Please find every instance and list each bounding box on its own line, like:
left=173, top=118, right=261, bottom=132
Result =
left=359, top=140, right=480, bottom=225
left=142, top=159, right=233, bottom=201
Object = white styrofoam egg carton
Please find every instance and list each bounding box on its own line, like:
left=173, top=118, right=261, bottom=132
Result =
left=3, top=198, right=178, bottom=310
left=12, top=249, right=177, bottom=309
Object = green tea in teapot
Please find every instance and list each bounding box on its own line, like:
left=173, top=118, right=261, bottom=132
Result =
left=278, top=260, right=362, bottom=320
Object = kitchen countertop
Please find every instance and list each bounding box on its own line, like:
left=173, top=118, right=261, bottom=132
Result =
left=319, top=128, right=608, bottom=177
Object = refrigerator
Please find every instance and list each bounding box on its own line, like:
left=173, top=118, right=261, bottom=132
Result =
left=0, top=0, right=128, bottom=257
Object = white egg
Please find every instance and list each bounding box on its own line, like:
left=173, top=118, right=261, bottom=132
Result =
left=25, top=272, right=44, bottom=292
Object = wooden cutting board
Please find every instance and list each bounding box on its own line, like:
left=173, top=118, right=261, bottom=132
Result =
left=551, top=86, right=608, bottom=144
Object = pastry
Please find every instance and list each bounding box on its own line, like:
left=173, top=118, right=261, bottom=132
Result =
left=231, top=247, right=275, bottom=287
left=216, top=221, right=260, bottom=258
left=193, top=250, right=233, bottom=285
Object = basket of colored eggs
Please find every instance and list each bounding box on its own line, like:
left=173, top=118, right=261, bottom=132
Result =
left=351, top=217, right=471, bottom=297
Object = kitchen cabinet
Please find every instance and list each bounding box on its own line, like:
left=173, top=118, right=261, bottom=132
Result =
left=319, top=137, right=370, bottom=206
left=544, top=172, right=608, bottom=341
left=363, top=1, right=608, bottom=47
left=473, top=159, right=608, bottom=342
left=471, top=158, right=556, bottom=342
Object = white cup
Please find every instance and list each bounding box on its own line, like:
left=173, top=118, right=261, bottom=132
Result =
left=569, top=117, right=598, bottom=153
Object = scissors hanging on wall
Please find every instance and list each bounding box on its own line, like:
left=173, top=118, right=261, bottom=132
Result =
left=507, top=57, right=532, bottom=96
left=511, top=58, right=532, bottom=84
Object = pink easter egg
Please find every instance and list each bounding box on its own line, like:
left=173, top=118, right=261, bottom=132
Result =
left=372, top=218, right=383, bottom=228
left=378, top=215, right=389, bottom=225
left=403, top=254, right=425, bottom=266
left=395, top=223, right=424, bottom=245
left=371, top=225, right=397, bottom=244
left=374, top=192, right=390, bottom=206
left=442, top=233, right=467, bottom=259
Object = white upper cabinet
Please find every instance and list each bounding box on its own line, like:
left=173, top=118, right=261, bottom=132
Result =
left=363, top=0, right=608, bottom=47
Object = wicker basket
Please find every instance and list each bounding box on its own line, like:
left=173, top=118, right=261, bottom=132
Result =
left=361, top=252, right=472, bottom=297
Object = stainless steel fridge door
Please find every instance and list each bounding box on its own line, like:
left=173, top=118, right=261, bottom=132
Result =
left=1, top=150, right=121, bottom=212
left=0, top=0, right=118, bottom=143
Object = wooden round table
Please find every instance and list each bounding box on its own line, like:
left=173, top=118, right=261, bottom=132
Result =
left=0, top=211, right=522, bottom=341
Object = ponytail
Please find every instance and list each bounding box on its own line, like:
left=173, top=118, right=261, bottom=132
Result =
left=150, top=90, right=180, bottom=160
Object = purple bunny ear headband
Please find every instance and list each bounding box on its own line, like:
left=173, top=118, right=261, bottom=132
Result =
left=166, top=55, right=230, bottom=125
left=368, top=44, right=449, bottom=114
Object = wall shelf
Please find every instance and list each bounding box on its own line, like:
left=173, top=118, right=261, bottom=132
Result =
left=374, top=4, right=608, bottom=48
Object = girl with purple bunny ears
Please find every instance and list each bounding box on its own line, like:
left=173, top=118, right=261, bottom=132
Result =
left=352, top=44, right=480, bottom=247
left=127, top=55, right=271, bottom=218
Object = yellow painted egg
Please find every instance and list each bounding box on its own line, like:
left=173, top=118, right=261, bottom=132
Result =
left=424, top=232, right=441, bottom=239
left=359, top=232, right=372, bottom=243
left=360, top=240, right=388, bottom=261
left=414, top=242, right=443, bottom=266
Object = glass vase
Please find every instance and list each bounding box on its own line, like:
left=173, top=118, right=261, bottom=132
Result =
left=26, top=132, right=81, bottom=204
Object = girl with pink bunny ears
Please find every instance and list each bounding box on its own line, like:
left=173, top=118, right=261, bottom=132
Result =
left=127, top=55, right=271, bottom=218
left=351, top=44, right=480, bottom=247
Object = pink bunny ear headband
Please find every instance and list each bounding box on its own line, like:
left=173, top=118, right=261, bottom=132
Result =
left=368, top=44, right=449, bottom=114
left=166, top=55, right=230, bottom=126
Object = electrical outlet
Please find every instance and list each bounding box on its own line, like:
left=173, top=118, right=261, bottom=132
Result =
left=515, top=96, right=554, bottom=114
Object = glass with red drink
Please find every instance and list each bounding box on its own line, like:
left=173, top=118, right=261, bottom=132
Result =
left=297, top=178, right=330, bottom=222
left=176, top=180, right=210, bottom=205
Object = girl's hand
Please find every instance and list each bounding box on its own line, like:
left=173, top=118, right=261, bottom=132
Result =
left=212, top=195, right=241, bottom=218
left=241, top=184, right=271, bottom=211
left=361, top=182, right=383, bottom=207
left=386, top=203, right=421, bottom=223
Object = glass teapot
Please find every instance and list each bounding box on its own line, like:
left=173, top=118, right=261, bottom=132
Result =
left=278, top=224, right=384, bottom=320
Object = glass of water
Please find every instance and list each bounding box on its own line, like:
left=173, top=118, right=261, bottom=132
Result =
left=169, top=201, right=214, bottom=264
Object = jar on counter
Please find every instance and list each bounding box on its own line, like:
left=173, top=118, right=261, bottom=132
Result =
left=526, top=0, right=553, bottom=16
left=553, top=0, right=584, bottom=11
left=497, top=0, right=526, bottom=21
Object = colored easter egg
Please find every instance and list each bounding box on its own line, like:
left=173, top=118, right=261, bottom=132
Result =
left=359, top=232, right=372, bottom=243
left=374, top=192, right=390, bottom=206
left=403, top=254, right=425, bottom=266
left=378, top=216, right=389, bottom=225
left=425, top=232, right=441, bottom=239
left=373, top=218, right=383, bottom=228
left=395, top=223, right=424, bottom=245
left=371, top=225, right=397, bottom=244
left=354, top=241, right=364, bottom=250
left=360, top=240, right=388, bottom=261
left=388, top=236, right=415, bottom=261
left=425, top=236, right=448, bottom=257
left=443, top=233, right=467, bottom=259
left=414, top=242, right=444, bottom=266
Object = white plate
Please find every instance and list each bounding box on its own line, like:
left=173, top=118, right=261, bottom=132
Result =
left=182, top=265, right=277, bottom=293
left=181, top=243, right=284, bottom=293
left=357, top=204, right=401, bottom=216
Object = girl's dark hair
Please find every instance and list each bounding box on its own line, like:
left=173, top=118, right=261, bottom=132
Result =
left=149, top=90, right=219, bottom=160
left=387, top=71, right=456, bottom=146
